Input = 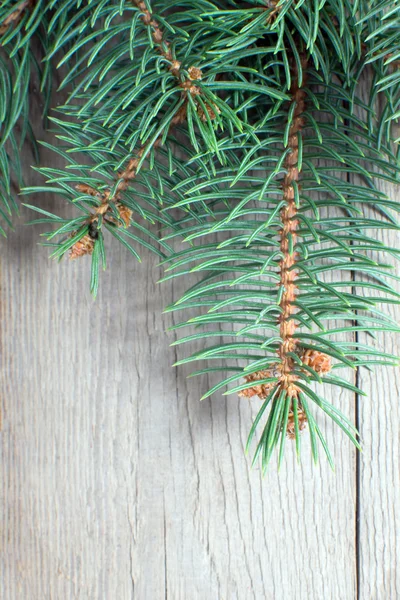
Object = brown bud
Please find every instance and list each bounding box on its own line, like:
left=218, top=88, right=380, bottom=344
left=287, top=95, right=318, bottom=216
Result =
left=75, top=184, right=98, bottom=197
left=170, top=60, right=181, bottom=76
left=188, top=66, right=202, bottom=81
left=286, top=404, right=307, bottom=439
left=115, top=202, right=132, bottom=227
left=301, top=349, right=332, bottom=374
left=197, top=102, right=221, bottom=122
left=238, top=365, right=280, bottom=400
left=69, top=234, right=94, bottom=259
left=96, top=203, right=109, bottom=216
left=182, top=80, right=201, bottom=96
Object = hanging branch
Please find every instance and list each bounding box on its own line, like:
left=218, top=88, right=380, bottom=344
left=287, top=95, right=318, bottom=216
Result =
left=68, top=0, right=212, bottom=260
left=159, top=4, right=399, bottom=469
left=238, top=55, right=332, bottom=449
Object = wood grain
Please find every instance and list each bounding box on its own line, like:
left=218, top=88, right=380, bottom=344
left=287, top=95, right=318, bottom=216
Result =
left=1, top=77, right=398, bottom=600
left=354, top=177, right=400, bottom=600
left=352, top=78, right=400, bottom=600
left=0, top=147, right=357, bottom=599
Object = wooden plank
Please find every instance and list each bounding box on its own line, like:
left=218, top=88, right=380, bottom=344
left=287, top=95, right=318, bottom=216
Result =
left=351, top=77, right=400, bottom=599
left=356, top=175, right=400, bottom=600
left=0, top=106, right=357, bottom=600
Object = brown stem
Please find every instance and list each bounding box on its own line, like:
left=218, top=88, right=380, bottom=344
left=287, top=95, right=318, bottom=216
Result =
left=132, top=1, right=206, bottom=87
left=265, top=0, right=283, bottom=24
left=133, top=0, right=180, bottom=77
left=73, top=1, right=205, bottom=234
left=277, top=56, right=307, bottom=396
left=0, top=0, right=34, bottom=34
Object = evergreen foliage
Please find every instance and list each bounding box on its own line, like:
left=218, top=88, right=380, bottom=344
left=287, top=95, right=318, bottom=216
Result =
left=1, top=0, right=399, bottom=470
left=0, top=0, right=52, bottom=234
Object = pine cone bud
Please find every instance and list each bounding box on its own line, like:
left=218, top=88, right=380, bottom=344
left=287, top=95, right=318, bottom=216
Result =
left=286, top=404, right=307, bottom=439
left=238, top=365, right=280, bottom=399
left=115, top=202, right=132, bottom=227
left=75, top=184, right=98, bottom=197
left=170, top=60, right=181, bottom=76
left=301, top=349, right=332, bottom=374
left=188, top=66, right=202, bottom=81
left=197, top=102, right=221, bottom=122
left=69, top=234, right=94, bottom=259
left=182, top=80, right=201, bottom=96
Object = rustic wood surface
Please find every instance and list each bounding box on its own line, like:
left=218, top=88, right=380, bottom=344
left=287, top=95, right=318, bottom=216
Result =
left=1, top=85, right=399, bottom=600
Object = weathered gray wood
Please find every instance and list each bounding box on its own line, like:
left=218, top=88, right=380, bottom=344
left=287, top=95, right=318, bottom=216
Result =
left=5, top=74, right=400, bottom=600
left=356, top=176, right=400, bottom=600
left=0, top=139, right=358, bottom=599
left=352, top=77, right=400, bottom=600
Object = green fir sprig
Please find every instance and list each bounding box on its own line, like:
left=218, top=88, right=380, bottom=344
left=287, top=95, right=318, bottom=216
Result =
left=1, top=0, right=399, bottom=470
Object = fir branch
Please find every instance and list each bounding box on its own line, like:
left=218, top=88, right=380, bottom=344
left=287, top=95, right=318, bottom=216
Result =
left=17, top=1, right=400, bottom=471
left=160, top=43, right=399, bottom=469
left=240, top=55, right=314, bottom=459
left=44, top=0, right=223, bottom=264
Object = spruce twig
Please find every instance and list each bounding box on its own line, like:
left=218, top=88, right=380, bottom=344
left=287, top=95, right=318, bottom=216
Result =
left=69, top=0, right=213, bottom=259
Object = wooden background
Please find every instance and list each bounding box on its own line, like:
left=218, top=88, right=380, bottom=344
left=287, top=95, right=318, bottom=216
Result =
left=1, top=81, right=399, bottom=600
